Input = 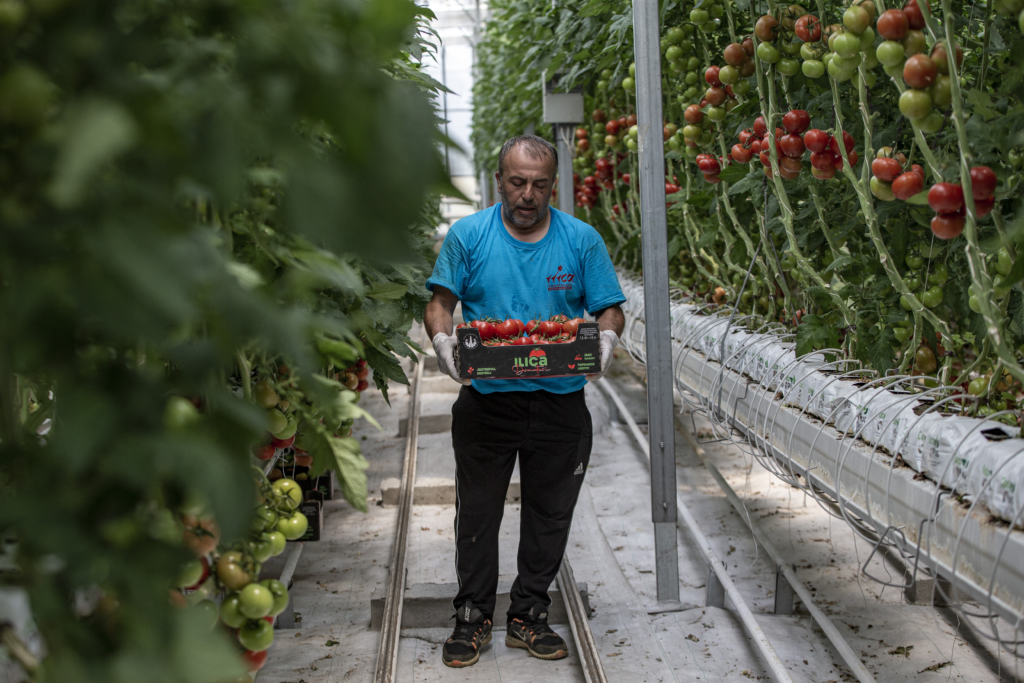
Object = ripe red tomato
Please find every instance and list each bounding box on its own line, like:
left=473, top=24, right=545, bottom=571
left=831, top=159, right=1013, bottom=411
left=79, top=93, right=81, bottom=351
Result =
left=494, top=319, right=518, bottom=339
left=931, top=212, right=964, bottom=239
left=698, top=157, right=721, bottom=174
left=243, top=649, right=268, bottom=672
left=253, top=443, right=275, bottom=460
left=927, top=182, right=964, bottom=213
left=803, top=129, right=830, bottom=153
left=828, top=131, right=855, bottom=155
left=538, top=321, right=562, bottom=338
left=779, top=157, right=802, bottom=179
left=705, top=65, right=722, bottom=86
left=974, top=197, right=995, bottom=217
left=738, top=129, right=754, bottom=145
left=833, top=150, right=858, bottom=169
left=605, top=120, right=620, bottom=135
left=742, top=36, right=755, bottom=56
left=782, top=110, right=810, bottom=134
left=731, top=144, right=754, bottom=163
left=877, top=9, right=909, bottom=39
left=595, top=157, right=610, bottom=172
left=753, top=116, right=768, bottom=138
left=755, top=15, right=780, bottom=41
left=811, top=166, right=836, bottom=179
left=512, top=336, right=531, bottom=346
left=779, top=134, right=806, bottom=157
left=969, top=165, right=996, bottom=200
left=471, top=320, right=496, bottom=340
left=750, top=139, right=763, bottom=155
left=724, top=43, right=747, bottom=66
left=592, top=109, right=606, bottom=122
left=794, top=14, right=821, bottom=41
left=810, top=151, right=835, bottom=170
left=705, top=86, right=727, bottom=106
left=930, top=41, right=963, bottom=75
left=903, top=54, right=937, bottom=89
left=903, top=0, right=925, bottom=29
left=704, top=173, right=721, bottom=183
left=583, top=175, right=597, bottom=188
left=892, top=172, right=925, bottom=200
left=760, top=150, right=772, bottom=167
left=665, top=183, right=681, bottom=194
left=871, top=158, right=903, bottom=182
left=575, top=127, right=588, bottom=140
left=626, top=113, right=637, bottom=127
left=684, top=105, right=704, bottom=124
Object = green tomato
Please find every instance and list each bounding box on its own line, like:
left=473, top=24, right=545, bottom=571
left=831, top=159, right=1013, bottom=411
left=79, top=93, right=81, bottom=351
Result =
left=871, top=177, right=896, bottom=201
left=922, top=286, right=943, bottom=308
left=732, top=79, right=751, bottom=95
left=843, top=5, right=871, bottom=33
left=254, top=504, right=277, bottom=531
left=621, top=77, right=635, bottom=90
left=930, top=75, right=952, bottom=108
left=832, top=52, right=862, bottom=70
left=262, top=579, right=290, bottom=617
left=859, top=27, right=875, bottom=50
left=685, top=71, right=699, bottom=85
left=193, top=599, right=219, bottom=630
left=884, top=63, right=904, bottom=78
left=994, top=274, right=1011, bottom=298
left=997, top=247, right=1013, bottom=276
left=969, top=377, right=990, bottom=396
left=668, top=136, right=682, bottom=152
left=905, top=253, right=924, bottom=270
left=827, top=59, right=854, bottom=81
left=685, top=146, right=699, bottom=159
left=626, top=138, right=639, bottom=151
left=756, top=42, right=781, bottom=64
left=863, top=46, right=880, bottom=69
left=876, top=40, right=905, bottom=66
left=833, top=32, right=862, bottom=58
left=238, top=618, right=275, bottom=652
left=931, top=263, right=949, bottom=286
left=176, top=558, right=207, bottom=589
left=220, top=594, right=248, bottom=629
left=596, top=80, right=608, bottom=91
left=969, top=294, right=982, bottom=313
left=238, top=582, right=275, bottom=619
left=251, top=537, right=275, bottom=563
left=666, top=45, right=684, bottom=61
left=1019, top=7, right=1024, bottom=33
left=273, top=478, right=304, bottom=510
left=687, top=56, right=701, bottom=70
left=719, top=65, right=739, bottom=84
left=628, top=125, right=639, bottom=139
left=164, top=397, right=200, bottom=431
left=900, top=295, right=914, bottom=311
left=278, top=511, right=309, bottom=541
left=666, top=26, right=685, bottom=44
left=899, top=89, right=932, bottom=120
left=1011, top=150, right=1024, bottom=168
left=782, top=38, right=802, bottom=56
left=628, top=62, right=636, bottom=77
left=802, top=59, right=825, bottom=78
left=266, top=408, right=288, bottom=435
left=266, top=530, right=287, bottom=556
left=778, top=57, right=800, bottom=76
left=689, top=8, right=709, bottom=23
left=800, top=43, right=818, bottom=61
left=905, top=276, right=921, bottom=291
left=893, top=327, right=911, bottom=343
left=706, top=106, right=726, bottom=122
left=700, top=20, right=717, bottom=33
left=915, top=110, right=945, bottom=133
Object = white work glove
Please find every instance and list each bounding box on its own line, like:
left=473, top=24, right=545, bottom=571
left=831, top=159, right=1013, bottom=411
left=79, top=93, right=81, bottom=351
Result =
left=432, top=333, right=471, bottom=386
left=586, top=330, right=620, bottom=382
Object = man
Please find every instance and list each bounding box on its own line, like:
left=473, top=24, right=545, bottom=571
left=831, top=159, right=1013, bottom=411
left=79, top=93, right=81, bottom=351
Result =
left=424, top=134, right=626, bottom=668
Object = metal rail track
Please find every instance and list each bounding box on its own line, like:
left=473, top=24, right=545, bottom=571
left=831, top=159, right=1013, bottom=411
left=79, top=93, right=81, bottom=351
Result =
left=372, top=355, right=608, bottom=683
left=373, top=356, right=424, bottom=683
left=597, top=378, right=796, bottom=683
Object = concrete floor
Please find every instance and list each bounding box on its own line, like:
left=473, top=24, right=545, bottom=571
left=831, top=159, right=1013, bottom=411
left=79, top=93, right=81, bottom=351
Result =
left=254, top=352, right=1024, bottom=683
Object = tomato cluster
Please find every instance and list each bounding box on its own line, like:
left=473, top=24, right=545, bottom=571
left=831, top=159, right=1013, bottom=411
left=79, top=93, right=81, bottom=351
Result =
left=923, top=166, right=997, bottom=239
left=458, top=315, right=587, bottom=345
left=870, top=147, right=922, bottom=201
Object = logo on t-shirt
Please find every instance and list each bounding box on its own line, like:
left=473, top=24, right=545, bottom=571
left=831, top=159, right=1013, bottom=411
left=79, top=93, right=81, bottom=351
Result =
left=546, top=265, right=575, bottom=291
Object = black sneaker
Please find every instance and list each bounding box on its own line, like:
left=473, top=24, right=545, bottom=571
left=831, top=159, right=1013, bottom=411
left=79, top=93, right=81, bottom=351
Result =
left=442, top=602, right=493, bottom=668
left=505, top=604, right=568, bottom=660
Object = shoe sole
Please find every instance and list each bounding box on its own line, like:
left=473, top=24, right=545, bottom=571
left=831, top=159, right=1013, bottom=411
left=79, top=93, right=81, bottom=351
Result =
left=505, top=633, right=568, bottom=660
left=442, top=632, right=493, bottom=668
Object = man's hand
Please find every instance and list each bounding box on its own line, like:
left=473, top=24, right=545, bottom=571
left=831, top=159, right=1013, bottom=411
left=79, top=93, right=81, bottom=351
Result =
left=585, top=330, right=620, bottom=382
left=432, top=333, right=471, bottom=386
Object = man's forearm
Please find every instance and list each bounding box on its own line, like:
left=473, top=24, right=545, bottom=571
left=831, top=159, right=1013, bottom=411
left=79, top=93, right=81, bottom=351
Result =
left=595, top=305, right=625, bottom=337
left=425, top=299, right=455, bottom=340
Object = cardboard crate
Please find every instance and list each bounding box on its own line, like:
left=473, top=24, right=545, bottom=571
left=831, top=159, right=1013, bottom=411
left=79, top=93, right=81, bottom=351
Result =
left=456, top=322, right=601, bottom=380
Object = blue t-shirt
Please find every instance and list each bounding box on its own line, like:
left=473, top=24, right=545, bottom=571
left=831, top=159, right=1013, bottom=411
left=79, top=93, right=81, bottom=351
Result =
left=426, top=204, right=625, bottom=394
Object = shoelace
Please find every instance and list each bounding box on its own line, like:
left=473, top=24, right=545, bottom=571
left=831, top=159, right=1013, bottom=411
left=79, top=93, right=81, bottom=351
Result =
left=450, top=620, right=487, bottom=645
left=517, top=619, right=556, bottom=640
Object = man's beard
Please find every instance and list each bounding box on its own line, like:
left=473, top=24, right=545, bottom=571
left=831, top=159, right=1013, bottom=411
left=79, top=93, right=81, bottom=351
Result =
left=498, top=187, right=549, bottom=229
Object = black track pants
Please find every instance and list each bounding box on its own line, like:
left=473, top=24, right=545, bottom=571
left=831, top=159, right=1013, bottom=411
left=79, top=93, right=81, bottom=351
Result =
left=450, top=386, right=593, bottom=621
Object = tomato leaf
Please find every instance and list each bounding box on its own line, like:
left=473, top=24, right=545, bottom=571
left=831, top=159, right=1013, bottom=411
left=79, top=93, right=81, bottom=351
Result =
left=718, top=163, right=749, bottom=184
left=367, top=281, right=409, bottom=300
left=906, top=190, right=930, bottom=206
left=795, top=314, right=839, bottom=356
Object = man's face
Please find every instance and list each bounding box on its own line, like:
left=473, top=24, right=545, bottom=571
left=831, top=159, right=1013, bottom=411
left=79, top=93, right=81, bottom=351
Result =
left=496, top=147, right=555, bottom=229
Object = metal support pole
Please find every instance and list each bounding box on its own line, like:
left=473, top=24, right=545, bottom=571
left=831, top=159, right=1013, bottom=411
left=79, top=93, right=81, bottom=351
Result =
left=479, top=168, right=491, bottom=209
left=556, top=123, right=575, bottom=216
left=632, top=0, right=679, bottom=604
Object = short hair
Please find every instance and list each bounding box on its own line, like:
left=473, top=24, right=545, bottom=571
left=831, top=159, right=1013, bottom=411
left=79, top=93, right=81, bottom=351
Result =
left=497, top=135, right=558, bottom=177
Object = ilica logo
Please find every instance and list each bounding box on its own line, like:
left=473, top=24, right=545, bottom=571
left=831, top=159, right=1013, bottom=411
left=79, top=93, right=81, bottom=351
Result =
left=546, top=265, right=575, bottom=292
left=514, top=348, right=548, bottom=369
